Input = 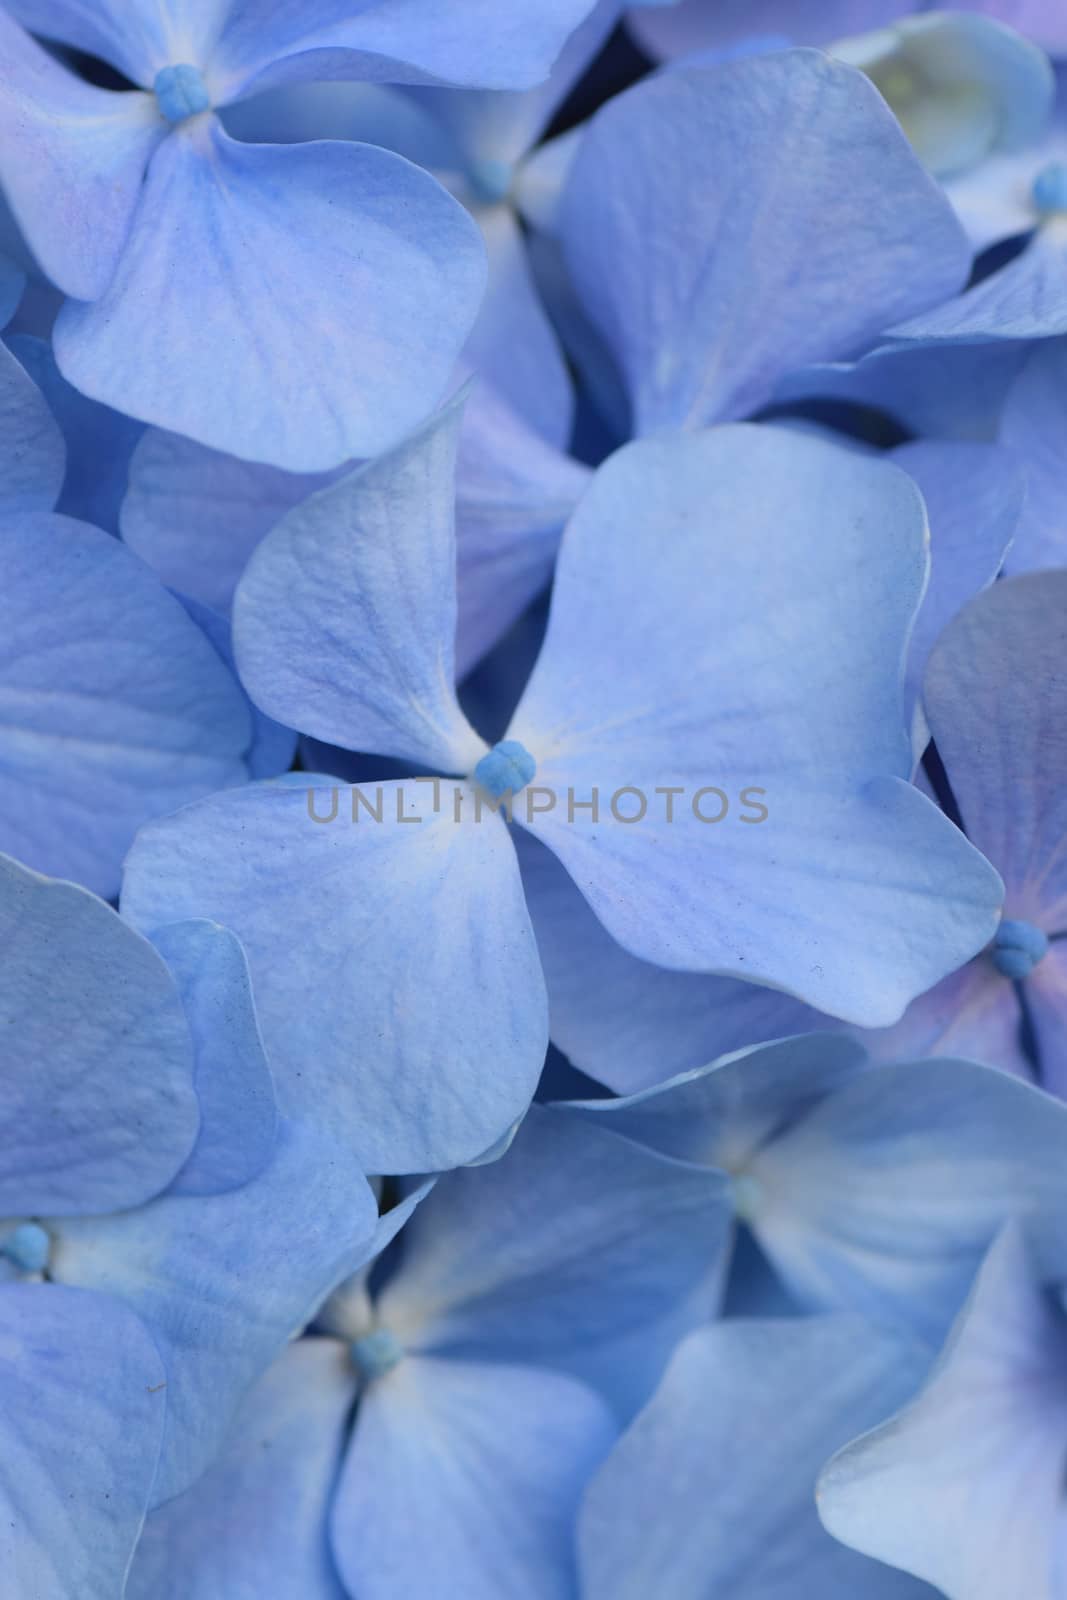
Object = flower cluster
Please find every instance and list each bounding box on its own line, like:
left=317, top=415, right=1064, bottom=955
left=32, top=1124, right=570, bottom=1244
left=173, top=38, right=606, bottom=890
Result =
left=3, top=1, right=1067, bottom=1595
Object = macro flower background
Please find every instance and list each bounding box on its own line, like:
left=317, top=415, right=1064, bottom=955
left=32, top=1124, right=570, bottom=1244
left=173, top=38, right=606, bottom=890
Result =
left=2, top=0, right=1067, bottom=1595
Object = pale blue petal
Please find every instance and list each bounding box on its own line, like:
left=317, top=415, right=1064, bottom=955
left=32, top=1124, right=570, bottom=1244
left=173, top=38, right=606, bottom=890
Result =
left=49, top=1117, right=378, bottom=1504
left=234, top=402, right=484, bottom=773
left=1000, top=339, right=1067, bottom=572
left=0, top=339, right=65, bottom=514
left=122, top=781, right=548, bottom=1175
left=0, top=513, right=251, bottom=898
left=0, top=851, right=199, bottom=1214
left=580, top=1316, right=935, bottom=1600
left=924, top=571, right=1067, bottom=925
left=375, top=1104, right=730, bottom=1418
left=894, top=440, right=1022, bottom=728
left=54, top=122, right=486, bottom=472
left=517, top=827, right=824, bottom=1093
left=213, top=0, right=601, bottom=101
left=951, top=1, right=1067, bottom=56
left=149, top=921, right=277, bottom=1197
left=0, top=13, right=163, bottom=300
left=744, top=1059, right=1067, bottom=1342
left=129, top=1339, right=353, bottom=1600
left=819, top=1225, right=1067, bottom=1600
left=455, top=380, right=590, bottom=679
left=0, top=1284, right=167, bottom=1600
left=463, top=205, right=574, bottom=449
left=510, top=427, right=1003, bottom=1024
left=333, top=1358, right=612, bottom=1600
left=9, top=334, right=144, bottom=536
left=891, top=229, right=1067, bottom=341
left=522, top=827, right=1032, bottom=1089
left=777, top=337, right=1031, bottom=440
left=560, top=53, right=970, bottom=433
left=121, top=427, right=337, bottom=612
left=565, top=1035, right=867, bottom=1170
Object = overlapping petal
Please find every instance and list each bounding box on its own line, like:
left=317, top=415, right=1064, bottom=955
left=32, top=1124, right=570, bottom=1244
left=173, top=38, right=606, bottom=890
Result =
left=509, top=426, right=1002, bottom=1022
left=122, top=781, right=548, bottom=1175
left=0, top=512, right=251, bottom=897
left=559, top=53, right=970, bottom=434
left=54, top=122, right=486, bottom=472
left=0, top=853, right=199, bottom=1214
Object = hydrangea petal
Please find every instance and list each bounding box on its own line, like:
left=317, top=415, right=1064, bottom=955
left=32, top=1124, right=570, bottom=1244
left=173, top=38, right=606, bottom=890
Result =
left=54, top=121, right=486, bottom=473
left=0, top=512, right=251, bottom=898
left=121, top=781, right=548, bottom=1176
left=518, top=827, right=822, bottom=1092
left=50, top=1117, right=378, bottom=1504
left=234, top=402, right=483, bottom=773
left=559, top=53, right=970, bottom=434
left=455, top=381, right=590, bottom=679
left=778, top=337, right=1031, bottom=440
left=129, top=1339, right=354, bottom=1600
left=213, top=0, right=601, bottom=101
left=510, top=427, right=1003, bottom=1023
left=0, top=852, right=199, bottom=1215
left=745, top=1059, right=1067, bottom=1342
left=894, top=440, right=1022, bottom=729
left=332, top=1357, right=614, bottom=1600
left=149, top=921, right=276, bottom=1197
left=818, top=1225, right=1067, bottom=1600
left=0, top=339, right=65, bottom=514
left=0, top=1284, right=167, bottom=1600
left=580, top=1316, right=933, bottom=1600
left=1000, top=339, right=1067, bottom=573
left=891, top=228, right=1067, bottom=342
left=923, top=571, right=1067, bottom=924
left=0, top=13, right=164, bottom=300
left=121, top=427, right=336, bottom=613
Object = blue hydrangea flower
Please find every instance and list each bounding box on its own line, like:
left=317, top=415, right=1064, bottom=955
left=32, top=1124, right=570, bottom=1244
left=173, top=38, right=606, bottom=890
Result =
left=0, top=0, right=609, bottom=470
left=118, top=403, right=1002, bottom=1176
left=123, top=1105, right=727, bottom=1599
left=0, top=341, right=252, bottom=895
left=565, top=1036, right=1067, bottom=1346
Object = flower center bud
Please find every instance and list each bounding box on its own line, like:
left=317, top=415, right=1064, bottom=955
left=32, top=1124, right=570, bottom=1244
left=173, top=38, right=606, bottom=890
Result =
left=990, top=918, right=1049, bottom=980
left=473, top=740, right=537, bottom=801
left=1, top=1222, right=51, bottom=1275
left=1032, top=162, right=1067, bottom=219
left=350, top=1327, right=405, bottom=1382
left=154, top=64, right=212, bottom=125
